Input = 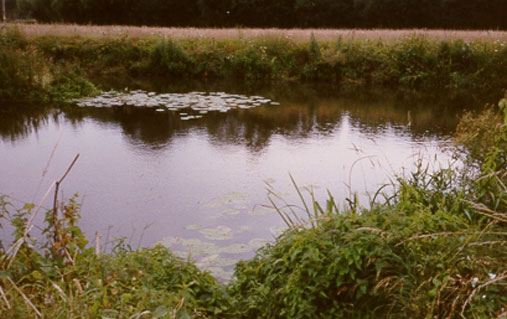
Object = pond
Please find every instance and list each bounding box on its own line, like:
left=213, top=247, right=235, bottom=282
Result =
left=0, top=86, right=490, bottom=280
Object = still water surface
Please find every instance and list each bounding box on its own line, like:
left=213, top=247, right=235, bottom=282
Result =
left=0, top=88, right=478, bottom=279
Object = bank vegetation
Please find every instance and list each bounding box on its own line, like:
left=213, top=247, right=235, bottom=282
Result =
left=1, top=25, right=507, bottom=102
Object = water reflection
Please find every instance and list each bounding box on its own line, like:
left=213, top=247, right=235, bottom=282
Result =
left=0, top=103, right=53, bottom=142
left=0, top=89, right=488, bottom=280
left=1, top=93, right=465, bottom=151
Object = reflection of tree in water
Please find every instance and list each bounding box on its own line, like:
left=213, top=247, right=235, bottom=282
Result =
left=0, top=92, right=469, bottom=152
left=201, top=97, right=461, bottom=152
left=87, top=107, right=182, bottom=150
left=0, top=103, right=54, bottom=142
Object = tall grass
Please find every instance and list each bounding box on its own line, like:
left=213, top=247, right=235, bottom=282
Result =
left=12, top=23, right=507, bottom=42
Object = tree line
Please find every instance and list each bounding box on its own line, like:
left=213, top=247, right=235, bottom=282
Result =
left=6, top=0, right=507, bottom=29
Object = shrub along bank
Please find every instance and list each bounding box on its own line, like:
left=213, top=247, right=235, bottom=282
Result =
left=1, top=26, right=507, bottom=102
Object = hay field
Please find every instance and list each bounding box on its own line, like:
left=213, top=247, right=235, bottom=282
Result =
left=11, top=23, right=507, bottom=42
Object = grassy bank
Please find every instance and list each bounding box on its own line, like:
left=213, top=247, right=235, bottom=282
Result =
left=1, top=24, right=507, bottom=102
left=1, top=94, right=506, bottom=317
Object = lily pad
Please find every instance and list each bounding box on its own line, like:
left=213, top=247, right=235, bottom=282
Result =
left=249, top=206, right=275, bottom=216
left=158, top=236, right=180, bottom=248
left=206, top=267, right=234, bottom=281
left=73, top=90, right=278, bottom=118
left=171, top=250, right=189, bottom=259
left=220, top=243, right=252, bottom=254
left=237, top=226, right=252, bottom=233
left=219, top=208, right=241, bottom=216
left=248, top=238, right=269, bottom=249
left=264, top=177, right=277, bottom=184
left=199, top=226, right=233, bottom=240
left=196, top=254, right=238, bottom=268
left=184, top=224, right=201, bottom=230
left=180, top=238, right=221, bottom=255
left=158, top=237, right=221, bottom=255
left=270, top=226, right=287, bottom=237
left=203, top=192, right=250, bottom=209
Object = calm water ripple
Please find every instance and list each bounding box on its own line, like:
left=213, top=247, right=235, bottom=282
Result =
left=0, top=89, right=481, bottom=279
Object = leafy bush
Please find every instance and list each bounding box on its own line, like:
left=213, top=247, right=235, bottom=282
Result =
left=226, top=45, right=276, bottom=81
left=149, top=39, right=194, bottom=77
left=454, top=105, right=504, bottom=164
left=0, top=195, right=229, bottom=318
left=46, top=69, right=99, bottom=101
left=229, top=177, right=506, bottom=319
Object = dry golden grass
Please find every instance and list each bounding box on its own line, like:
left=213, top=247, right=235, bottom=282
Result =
left=11, top=23, right=507, bottom=42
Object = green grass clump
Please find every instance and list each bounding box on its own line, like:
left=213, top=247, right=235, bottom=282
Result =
left=0, top=195, right=229, bottom=318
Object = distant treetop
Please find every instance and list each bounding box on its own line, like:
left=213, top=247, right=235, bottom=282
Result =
left=6, top=0, right=507, bottom=29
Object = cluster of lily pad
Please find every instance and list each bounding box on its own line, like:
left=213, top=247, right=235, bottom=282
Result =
left=157, top=191, right=288, bottom=281
left=159, top=236, right=271, bottom=280
left=73, top=90, right=280, bottom=120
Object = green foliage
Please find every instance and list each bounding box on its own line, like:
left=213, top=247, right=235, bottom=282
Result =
left=454, top=92, right=507, bottom=215
left=229, top=172, right=506, bottom=318
left=46, top=69, right=99, bottom=101
left=308, top=33, right=321, bottom=62
left=301, top=34, right=341, bottom=82
left=2, top=31, right=507, bottom=102
left=0, top=28, right=42, bottom=100
left=149, top=39, right=194, bottom=77
left=468, top=94, right=507, bottom=213
left=454, top=105, right=503, bottom=164
left=226, top=45, right=276, bottom=81
left=0, top=28, right=101, bottom=102
left=0, top=195, right=229, bottom=318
